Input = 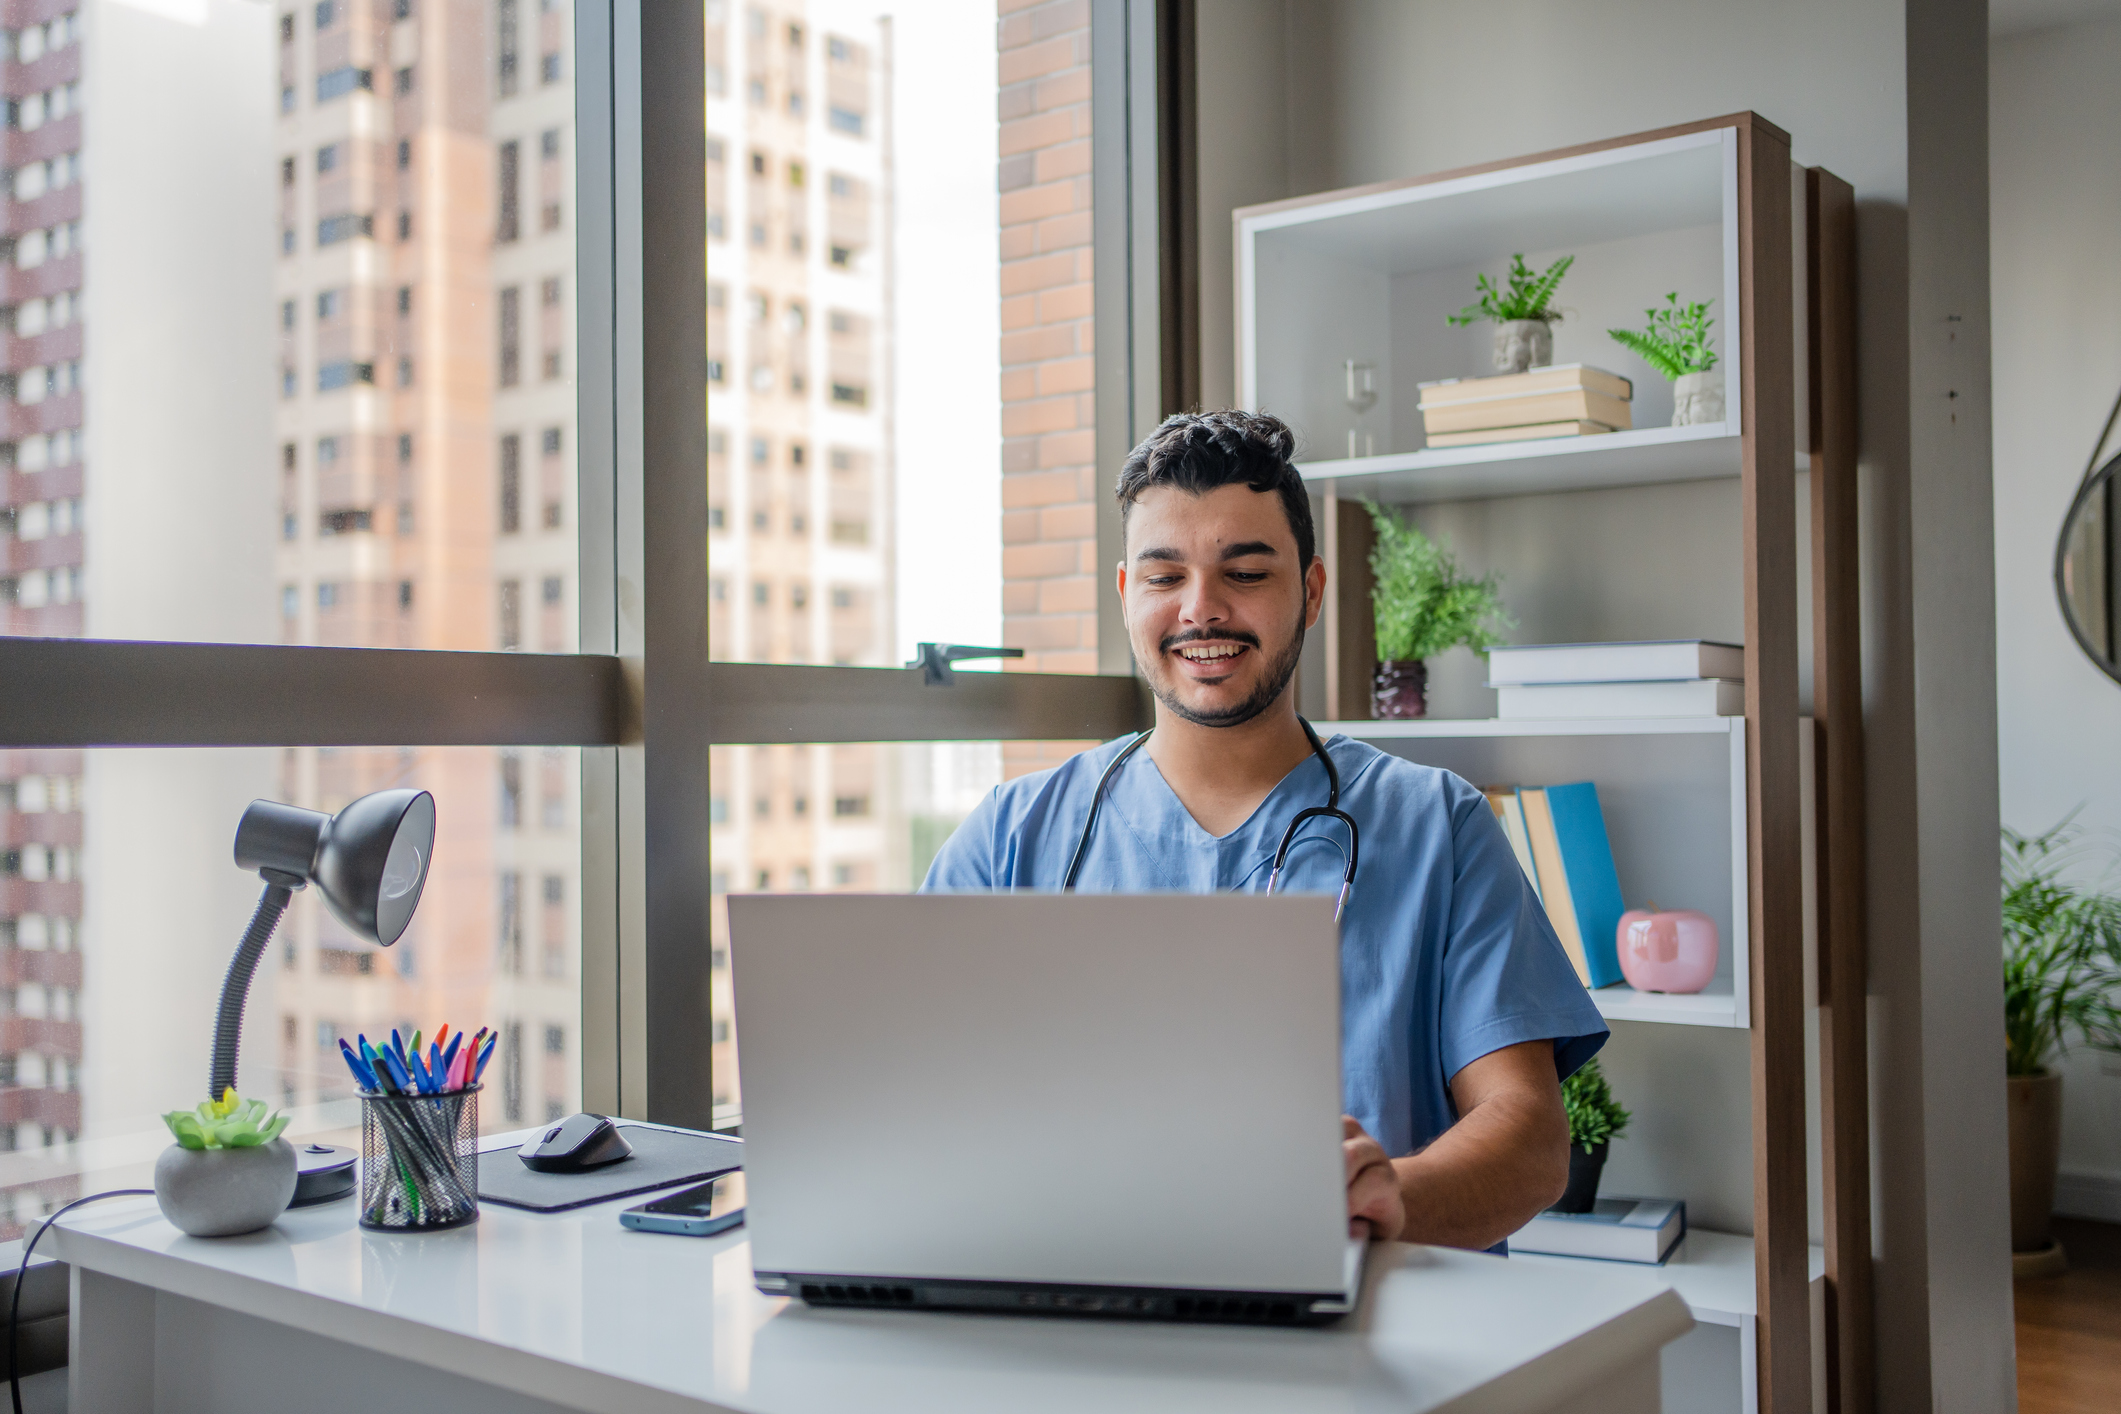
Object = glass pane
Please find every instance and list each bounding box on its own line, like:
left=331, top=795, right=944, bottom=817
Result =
left=710, top=737, right=1112, bottom=1116
left=0, top=744, right=580, bottom=1237
left=0, top=0, right=579, bottom=650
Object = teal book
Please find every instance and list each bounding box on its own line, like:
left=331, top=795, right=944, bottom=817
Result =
left=1543, top=782, right=1625, bottom=988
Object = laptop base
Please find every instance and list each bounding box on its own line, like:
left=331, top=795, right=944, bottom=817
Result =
left=757, top=1272, right=1352, bottom=1327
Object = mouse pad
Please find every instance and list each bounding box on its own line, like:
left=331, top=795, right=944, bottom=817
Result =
left=475, top=1124, right=743, bottom=1212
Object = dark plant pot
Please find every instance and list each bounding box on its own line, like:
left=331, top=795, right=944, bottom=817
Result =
left=1372, top=659, right=1429, bottom=719
left=2008, top=1070, right=2063, bottom=1253
left=1553, top=1141, right=1608, bottom=1214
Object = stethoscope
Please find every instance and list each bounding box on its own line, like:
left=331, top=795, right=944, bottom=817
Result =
left=1061, top=717, right=1361, bottom=921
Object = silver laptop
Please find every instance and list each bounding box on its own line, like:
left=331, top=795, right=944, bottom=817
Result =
left=727, top=892, right=1366, bottom=1326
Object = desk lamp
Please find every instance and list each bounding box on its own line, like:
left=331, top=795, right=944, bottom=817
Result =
left=214, top=790, right=435, bottom=1204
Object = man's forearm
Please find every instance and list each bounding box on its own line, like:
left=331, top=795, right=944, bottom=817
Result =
left=1390, top=1087, right=1569, bottom=1250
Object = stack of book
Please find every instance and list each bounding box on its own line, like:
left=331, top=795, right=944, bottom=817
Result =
left=1510, top=1197, right=1688, bottom=1264
left=1416, top=364, right=1633, bottom=448
left=1487, top=640, right=1745, bottom=719
left=1481, top=782, right=1626, bottom=989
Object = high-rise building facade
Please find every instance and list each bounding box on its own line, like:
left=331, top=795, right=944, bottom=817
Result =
left=269, top=0, right=579, bottom=1131
left=706, top=0, right=896, bottom=1112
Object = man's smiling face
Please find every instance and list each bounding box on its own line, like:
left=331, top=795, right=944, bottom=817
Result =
left=1119, top=482, right=1325, bottom=728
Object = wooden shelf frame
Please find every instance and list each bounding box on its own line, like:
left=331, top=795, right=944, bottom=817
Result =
left=1239, top=115, right=1870, bottom=1414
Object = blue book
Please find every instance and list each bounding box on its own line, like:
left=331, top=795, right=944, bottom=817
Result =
left=1543, top=782, right=1626, bottom=988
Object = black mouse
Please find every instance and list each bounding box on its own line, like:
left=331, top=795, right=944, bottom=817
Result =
left=518, top=1113, right=634, bottom=1173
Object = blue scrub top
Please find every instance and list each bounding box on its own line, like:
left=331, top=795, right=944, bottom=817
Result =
left=920, top=732, right=1608, bottom=1159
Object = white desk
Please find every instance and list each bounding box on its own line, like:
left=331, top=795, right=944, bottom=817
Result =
left=52, top=1173, right=1692, bottom=1414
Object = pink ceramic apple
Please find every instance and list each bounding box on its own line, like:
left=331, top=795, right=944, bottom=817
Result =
left=1617, top=908, right=1719, bottom=994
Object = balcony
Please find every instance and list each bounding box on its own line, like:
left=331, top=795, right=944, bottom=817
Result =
left=0, top=602, right=77, bottom=637
left=0, top=321, right=78, bottom=375
left=0, top=183, right=77, bottom=240
left=0, top=391, right=80, bottom=440
left=0, top=1016, right=79, bottom=1058
left=0, top=948, right=79, bottom=989
left=0, top=251, right=78, bottom=302
left=0, top=531, right=77, bottom=576
left=0, top=813, right=79, bottom=850
left=0, top=1087, right=78, bottom=1131
left=1, top=463, right=79, bottom=506
left=0, top=34, right=77, bottom=96
left=0, top=112, right=77, bottom=168
left=0, top=879, right=77, bottom=916
left=0, top=1, right=76, bottom=33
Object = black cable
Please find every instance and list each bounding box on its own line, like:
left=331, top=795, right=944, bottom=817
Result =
left=11, top=1188, right=152, bottom=1414
left=208, top=881, right=293, bottom=1100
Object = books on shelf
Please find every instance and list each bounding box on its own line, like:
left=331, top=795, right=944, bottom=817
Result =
left=1496, top=678, right=1744, bottom=719
left=1510, top=1197, right=1687, bottom=1264
left=1487, top=639, right=1745, bottom=685
left=1417, top=364, right=1634, bottom=448
left=1489, top=783, right=1625, bottom=989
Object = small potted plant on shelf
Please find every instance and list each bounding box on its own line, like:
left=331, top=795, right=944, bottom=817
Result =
left=155, top=1089, right=298, bottom=1237
left=1447, top=253, right=1574, bottom=374
left=1365, top=502, right=1511, bottom=719
left=1555, top=1056, right=1631, bottom=1213
left=1607, top=292, right=1721, bottom=425
left=2000, top=822, right=2121, bottom=1275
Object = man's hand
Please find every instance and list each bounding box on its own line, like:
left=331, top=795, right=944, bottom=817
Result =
left=1342, top=1116, right=1405, bottom=1242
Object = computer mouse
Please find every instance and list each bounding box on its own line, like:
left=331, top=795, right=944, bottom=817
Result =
left=517, top=1113, right=634, bottom=1173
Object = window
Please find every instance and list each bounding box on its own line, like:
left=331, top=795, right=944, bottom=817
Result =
left=316, top=66, right=373, bottom=103
left=499, top=434, right=522, bottom=533
left=317, top=213, right=372, bottom=246
left=541, top=128, right=560, bottom=160
left=498, top=0, right=519, bottom=97
left=498, top=579, right=521, bottom=650
left=541, top=52, right=561, bottom=85
left=499, top=287, right=521, bottom=386
left=829, top=108, right=863, bottom=136
left=394, top=67, right=415, bottom=96
left=542, top=277, right=562, bottom=307
left=315, top=144, right=340, bottom=174
left=397, top=139, right=412, bottom=170
left=497, top=140, right=520, bottom=243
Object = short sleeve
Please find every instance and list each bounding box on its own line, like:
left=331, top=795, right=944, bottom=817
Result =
left=1436, top=782, right=1609, bottom=1085
left=919, top=787, right=1004, bottom=891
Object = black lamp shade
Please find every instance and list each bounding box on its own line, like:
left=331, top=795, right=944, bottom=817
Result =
left=232, top=789, right=436, bottom=946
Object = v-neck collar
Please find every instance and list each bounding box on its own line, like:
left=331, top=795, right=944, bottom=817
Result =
left=1118, top=738, right=1331, bottom=847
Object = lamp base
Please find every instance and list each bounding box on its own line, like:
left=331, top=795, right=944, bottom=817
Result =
left=291, top=1142, right=358, bottom=1207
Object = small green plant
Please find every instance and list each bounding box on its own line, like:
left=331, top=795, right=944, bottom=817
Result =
left=1446, top=253, right=1573, bottom=327
left=1561, top=1057, right=1631, bottom=1154
left=1607, top=293, right=1717, bottom=379
left=1365, top=503, right=1511, bottom=663
left=162, top=1089, right=292, bottom=1151
left=2001, top=822, right=2121, bottom=1077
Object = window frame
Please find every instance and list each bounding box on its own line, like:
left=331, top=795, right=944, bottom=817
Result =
left=0, top=0, right=1150, bottom=1134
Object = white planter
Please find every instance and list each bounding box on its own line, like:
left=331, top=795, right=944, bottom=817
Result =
left=154, top=1140, right=297, bottom=1237
left=1491, top=319, right=1552, bottom=374
left=1672, top=369, right=1726, bottom=426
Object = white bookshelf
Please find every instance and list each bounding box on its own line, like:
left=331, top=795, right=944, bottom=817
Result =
left=1295, top=422, right=1742, bottom=505
left=1318, top=715, right=1752, bottom=1029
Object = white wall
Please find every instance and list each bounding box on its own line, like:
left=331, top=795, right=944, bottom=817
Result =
left=1991, top=12, right=2121, bottom=1215
left=1195, top=2, right=2011, bottom=1409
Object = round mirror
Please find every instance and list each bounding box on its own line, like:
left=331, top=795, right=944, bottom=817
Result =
left=2058, top=452, right=2121, bottom=685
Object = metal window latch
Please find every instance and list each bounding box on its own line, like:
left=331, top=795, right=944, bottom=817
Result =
left=907, top=642, right=1024, bottom=686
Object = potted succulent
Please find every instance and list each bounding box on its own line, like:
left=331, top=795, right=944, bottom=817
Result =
left=155, top=1090, right=298, bottom=1237
left=1608, top=293, right=1721, bottom=425
left=1447, top=253, right=1574, bottom=373
left=1555, top=1056, right=1631, bottom=1213
left=1365, top=502, right=1510, bottom=719
left=2000, top=823, right=2121, bottom=1272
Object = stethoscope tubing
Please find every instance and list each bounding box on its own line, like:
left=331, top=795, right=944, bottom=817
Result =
left=1061, top=717, right=1360, bottom=921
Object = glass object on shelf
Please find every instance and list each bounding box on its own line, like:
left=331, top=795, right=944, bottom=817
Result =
left=2058, top=449, right=2120, bottom=685
left=0, top=743, right=581, bottom=1240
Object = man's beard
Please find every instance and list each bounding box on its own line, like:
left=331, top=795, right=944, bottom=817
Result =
left=1146, top=619, right=1306, bottom=729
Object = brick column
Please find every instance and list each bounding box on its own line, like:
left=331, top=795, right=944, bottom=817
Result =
left=998, top=0, right=1101, bottom=776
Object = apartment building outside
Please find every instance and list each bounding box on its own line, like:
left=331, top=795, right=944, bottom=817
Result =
left=706, top=0, right=897, bottom=1113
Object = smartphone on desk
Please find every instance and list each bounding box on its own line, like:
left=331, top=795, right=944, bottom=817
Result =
left=620, top=1171, right=745, bottom=1236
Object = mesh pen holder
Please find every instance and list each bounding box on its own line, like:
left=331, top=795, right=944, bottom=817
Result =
left=359, top=1085, right=480, bottom=1231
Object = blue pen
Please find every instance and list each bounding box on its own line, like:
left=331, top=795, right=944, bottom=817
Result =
left=391, top=1029, right=413, bottom=1070
left=380, top=1049, right=415, bottom=1095
left=472, top=1034, right=497, bottom=1083
left=407, top=1050, right=434, bottom=1095
left=428, top=1042, right=445, bottom=1086
left=439, top=1033, right=463, bottom=1087
left=338, top=1039, right=378, bottom=1092
left=359, top=1037, right=397, bottom=1094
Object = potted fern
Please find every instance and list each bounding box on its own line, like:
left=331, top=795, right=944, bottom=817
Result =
left=1608, top=293, right=1721, bottom=425
left=1447, top=253, right=1574, bottom=374
left=1365, top=502, right=1511, bottom=719
left=1556, top=1056, right=1631, bottom=1212
left=2000, top=823, right=2121, bottom=1270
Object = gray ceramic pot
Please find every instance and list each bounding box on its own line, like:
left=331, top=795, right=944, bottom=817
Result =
left=154, top=1139, right=297, bottom=1237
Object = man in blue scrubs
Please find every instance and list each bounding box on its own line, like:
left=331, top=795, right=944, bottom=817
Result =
left=924, top=409, right=1607, bottom=1250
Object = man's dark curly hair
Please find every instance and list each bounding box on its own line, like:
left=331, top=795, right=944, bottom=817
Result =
left=1114, top=410, right=1314, bottom=569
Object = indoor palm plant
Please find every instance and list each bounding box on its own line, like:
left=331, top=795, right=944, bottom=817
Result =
left=1365, top=503, right=1511, bottom=718
left=1555, top=1056, right=1631, bottom=1212
left=1607, top=293, right=1721, bottom=425
left=2000, top=823, right=2121, bottom=1264
left=1447, top=253, right=1574, bottom=373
